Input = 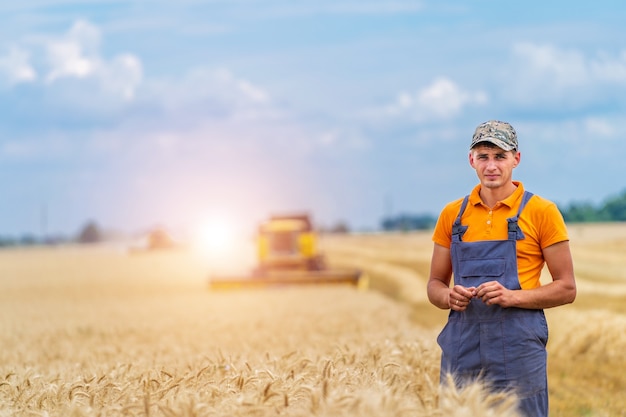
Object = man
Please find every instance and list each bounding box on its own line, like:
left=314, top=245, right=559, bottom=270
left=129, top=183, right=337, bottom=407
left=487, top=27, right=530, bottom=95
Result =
left=426, top=120, right=576, bottom=417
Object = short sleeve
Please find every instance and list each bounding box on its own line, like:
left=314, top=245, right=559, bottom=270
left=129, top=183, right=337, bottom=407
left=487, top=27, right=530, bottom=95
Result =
left=432, top=202, right=460, bottom=249
left=538, top=202, right=569, bottom=249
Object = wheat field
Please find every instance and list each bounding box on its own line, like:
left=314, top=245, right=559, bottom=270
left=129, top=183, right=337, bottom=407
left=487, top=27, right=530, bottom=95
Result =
left=1, top=223, right=625, bottom=416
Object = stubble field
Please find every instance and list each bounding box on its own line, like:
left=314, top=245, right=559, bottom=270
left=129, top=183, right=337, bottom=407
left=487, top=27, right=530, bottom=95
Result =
left=1, top=223, right=625, bottom=416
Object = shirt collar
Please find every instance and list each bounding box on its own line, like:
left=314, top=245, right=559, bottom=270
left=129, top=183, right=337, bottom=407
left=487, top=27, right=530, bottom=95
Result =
left=469, top=181, right=525, bottom=208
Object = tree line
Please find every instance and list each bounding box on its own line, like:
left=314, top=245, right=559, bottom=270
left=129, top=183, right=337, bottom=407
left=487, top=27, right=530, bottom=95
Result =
left=558, top=189, right=626, bottom=223
left=0, top=220, right=115, bottom=248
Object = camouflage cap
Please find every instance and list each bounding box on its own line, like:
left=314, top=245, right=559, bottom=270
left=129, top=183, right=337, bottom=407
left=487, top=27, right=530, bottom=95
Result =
left=470, top=120, right=518, bottom=151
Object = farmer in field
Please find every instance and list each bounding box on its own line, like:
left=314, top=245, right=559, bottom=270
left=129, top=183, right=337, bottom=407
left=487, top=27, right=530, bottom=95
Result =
left=426, top=120, right=577, bottom=417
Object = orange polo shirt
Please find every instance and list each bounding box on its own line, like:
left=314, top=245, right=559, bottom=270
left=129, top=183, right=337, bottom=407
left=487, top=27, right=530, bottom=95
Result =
left=432, top=182, right=569, bottom=289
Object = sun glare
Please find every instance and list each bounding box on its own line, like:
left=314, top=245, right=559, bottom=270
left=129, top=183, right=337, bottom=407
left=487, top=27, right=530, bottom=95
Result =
left=190, top=212, right=257, bottom=272
left=194, top=217, right=237, bottom=255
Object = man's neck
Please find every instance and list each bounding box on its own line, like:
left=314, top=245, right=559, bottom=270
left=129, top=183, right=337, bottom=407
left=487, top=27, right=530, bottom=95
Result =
left=479, top=182, right=518, bottom=208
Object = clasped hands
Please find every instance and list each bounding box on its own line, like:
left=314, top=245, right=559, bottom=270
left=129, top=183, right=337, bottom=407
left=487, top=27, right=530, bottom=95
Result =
left=449, top=281, right=514, bottom=310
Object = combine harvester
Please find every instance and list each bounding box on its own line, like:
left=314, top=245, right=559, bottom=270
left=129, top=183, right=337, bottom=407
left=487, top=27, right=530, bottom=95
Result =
left=208, top=213, right=366, bottom=290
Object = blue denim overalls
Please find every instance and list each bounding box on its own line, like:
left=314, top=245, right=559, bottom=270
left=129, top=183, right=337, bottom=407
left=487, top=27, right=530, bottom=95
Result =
left=437, top=191, right=549, bottom=417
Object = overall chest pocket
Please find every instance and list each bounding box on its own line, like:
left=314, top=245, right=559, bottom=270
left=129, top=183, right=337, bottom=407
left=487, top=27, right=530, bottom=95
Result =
left=458, top=258, right=506, bottom=279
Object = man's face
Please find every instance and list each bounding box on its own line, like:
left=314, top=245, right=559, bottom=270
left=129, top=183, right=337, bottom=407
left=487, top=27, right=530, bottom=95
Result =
left=469, top=144, right=520, bottom=190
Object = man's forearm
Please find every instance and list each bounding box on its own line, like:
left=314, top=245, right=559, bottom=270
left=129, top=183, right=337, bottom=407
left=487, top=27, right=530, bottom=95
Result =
left=427, top=279, right=451, bottom=309
left=510, top=279, right=577, bottom=309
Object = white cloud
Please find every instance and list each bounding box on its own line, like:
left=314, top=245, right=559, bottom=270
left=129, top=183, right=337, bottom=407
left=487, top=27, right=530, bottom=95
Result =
left=513, top=43, right=588, bottom=87
left=506, top=43, right=626, bottom=106
left=236, top=79, right=270, bottom=103
left=0, top=45, right=37, bottom=85
left=45, top=20, right=143, bottom=101
left=590, top=50, right=626, bottom=83
left=517, top=115, right=625, bottom=154
left=583, top=117, right=617, bottom=138
left=46, top=40, right=97, bottom=81
left=214, top=68, right=270, bottom=104
left=101, top=53, right=143, bottom=100
left=386, top=77, right=488, bottom=121
left=0, top=19, right=143, bottom=101
left=139, top=67, right=276, bottom=127
left=45, top=20, right=101, bottom=82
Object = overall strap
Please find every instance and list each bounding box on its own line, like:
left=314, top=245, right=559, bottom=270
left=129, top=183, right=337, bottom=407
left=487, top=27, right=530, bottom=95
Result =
left=452, top=195, right=470, bottom=242
left=507, top=191, right=534, bottom=241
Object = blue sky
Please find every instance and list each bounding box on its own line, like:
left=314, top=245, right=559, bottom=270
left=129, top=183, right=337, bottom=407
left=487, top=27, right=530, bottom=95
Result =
left=1, top=1, right=625, bottom=238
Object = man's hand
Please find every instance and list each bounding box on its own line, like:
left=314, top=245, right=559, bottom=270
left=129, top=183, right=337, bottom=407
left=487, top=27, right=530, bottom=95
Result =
left=449, top=285, right=476, bottom=311
left=473, top=281, right=517, bottom=308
